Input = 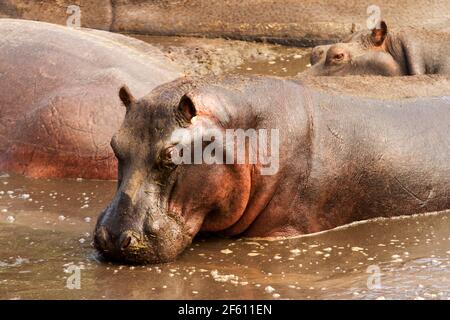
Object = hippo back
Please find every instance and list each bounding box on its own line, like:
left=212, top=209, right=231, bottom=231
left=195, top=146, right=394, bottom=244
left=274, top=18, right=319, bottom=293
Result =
left=0, top=19, right=182, bottom=179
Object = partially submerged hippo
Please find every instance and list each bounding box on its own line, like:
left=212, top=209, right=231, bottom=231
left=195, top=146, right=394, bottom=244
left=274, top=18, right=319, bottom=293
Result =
left=0, top=19, right=182, bottom=179
left=94, top=75, right=450, bottom=264
left=308, top=21, right=450, bottom=76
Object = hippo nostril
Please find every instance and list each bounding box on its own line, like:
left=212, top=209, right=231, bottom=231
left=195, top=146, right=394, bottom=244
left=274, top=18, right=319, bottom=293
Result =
left=121, top=235, right=132, bottom=249
left=119, top=231, right=139, bottom=250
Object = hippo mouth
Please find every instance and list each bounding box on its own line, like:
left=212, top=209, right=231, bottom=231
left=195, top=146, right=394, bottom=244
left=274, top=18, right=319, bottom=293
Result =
left=94, top=206, right=193, bottom=265
left=94, top=229, right=158, bottom=265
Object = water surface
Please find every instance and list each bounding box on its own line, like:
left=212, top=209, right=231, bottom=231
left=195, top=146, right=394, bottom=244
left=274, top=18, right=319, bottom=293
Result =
left=0, top=173, right=448, bottom=300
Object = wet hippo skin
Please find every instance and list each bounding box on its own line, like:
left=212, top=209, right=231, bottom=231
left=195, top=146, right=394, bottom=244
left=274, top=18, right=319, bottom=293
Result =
left=0, top=19, right=182, bottom=179
left=94, top=75, right=450, bottom=264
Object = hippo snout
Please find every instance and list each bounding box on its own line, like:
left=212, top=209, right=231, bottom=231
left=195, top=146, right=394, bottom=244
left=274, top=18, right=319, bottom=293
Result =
left=118, top=230, right=141, bottom=250
left=310, top=44, right=332, bottom=65
left=94, top=205, right=193, bottom=264
left=94, top=225, right=110, bottom=251
left=94, top=224, right=158, bottom=264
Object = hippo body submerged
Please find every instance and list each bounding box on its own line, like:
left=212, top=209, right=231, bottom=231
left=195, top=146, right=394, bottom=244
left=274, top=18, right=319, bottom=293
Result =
left=94, top=75, right=450, bottom=264
left=0, top=19, right=182, bottom=179
left=309, top=22, right=450, bottom=76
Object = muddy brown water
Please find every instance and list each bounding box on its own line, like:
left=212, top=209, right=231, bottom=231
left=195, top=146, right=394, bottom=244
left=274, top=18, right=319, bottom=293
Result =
left=1, top=36, right=449, bottom=300
left=128, top=34, right=312, bottom=77
left=1, top=173, right=449, bottom=300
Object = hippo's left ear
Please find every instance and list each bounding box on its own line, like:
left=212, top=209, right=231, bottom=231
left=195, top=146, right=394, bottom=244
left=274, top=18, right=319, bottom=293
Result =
left=119, top=85, right=136, bottom=111
left=178, top=94, right=197, bottom=123
left=371, top=21, right=388, bottom=46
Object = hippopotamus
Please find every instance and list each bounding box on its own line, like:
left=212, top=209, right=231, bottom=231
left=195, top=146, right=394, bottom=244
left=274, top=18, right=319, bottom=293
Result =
left=308, top=21, right=450, bottom=76
left=94, top=74, right=450, bottom=264
left=0, top=19, right=182, bottom=179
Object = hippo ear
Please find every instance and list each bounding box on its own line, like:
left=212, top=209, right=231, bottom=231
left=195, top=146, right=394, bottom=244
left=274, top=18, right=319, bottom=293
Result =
left=371, top=21, right=388, bottom=46
left=119, top=85, right=136, bottom=110
left=178, top=94, right=197, bottom=123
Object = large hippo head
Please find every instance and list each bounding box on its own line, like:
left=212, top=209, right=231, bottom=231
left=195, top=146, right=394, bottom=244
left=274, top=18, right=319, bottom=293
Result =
left=93, top=78, right=257, bottom=264
left=307, top=21, right=405, bottom=76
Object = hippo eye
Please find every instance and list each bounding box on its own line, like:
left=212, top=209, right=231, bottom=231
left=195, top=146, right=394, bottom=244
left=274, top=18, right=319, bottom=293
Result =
left=163, top=146, right=182, bottom=164
left=334, top=53, right=345, bottom=61
left=165, top=147, right=175, bottom=161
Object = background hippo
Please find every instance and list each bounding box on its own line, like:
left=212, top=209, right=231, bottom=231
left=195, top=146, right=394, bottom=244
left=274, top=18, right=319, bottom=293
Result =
left=0, top=19, right=182, bottom=179
left=94, top=75, right=450, bottom=264
left=308, top=21, right=450, bottom=76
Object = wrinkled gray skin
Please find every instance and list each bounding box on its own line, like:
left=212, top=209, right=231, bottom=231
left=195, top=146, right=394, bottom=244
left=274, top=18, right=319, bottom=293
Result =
left=94, top=75, right=450, bottom=264
left=0, top=19, right=182, bottom=179
left=308, top=21, right=450, bottom=76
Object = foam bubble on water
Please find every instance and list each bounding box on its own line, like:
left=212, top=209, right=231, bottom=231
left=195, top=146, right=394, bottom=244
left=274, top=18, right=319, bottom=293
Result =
left=247, top=252, right=260, bottom=257
left=58, top=215, right=66, bottom=221
left=211, top=270, right=239, bottom=284
left=6, top=216, right=15, bottom=223
left=0, top=257, right=29, bottom=267
left=264, top=286, right=275, bottom=294
left=220, top=249, right=233, bottom=255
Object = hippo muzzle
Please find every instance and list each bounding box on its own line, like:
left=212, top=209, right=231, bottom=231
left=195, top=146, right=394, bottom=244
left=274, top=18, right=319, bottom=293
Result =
left=94, top=191, right=191, bottom=264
